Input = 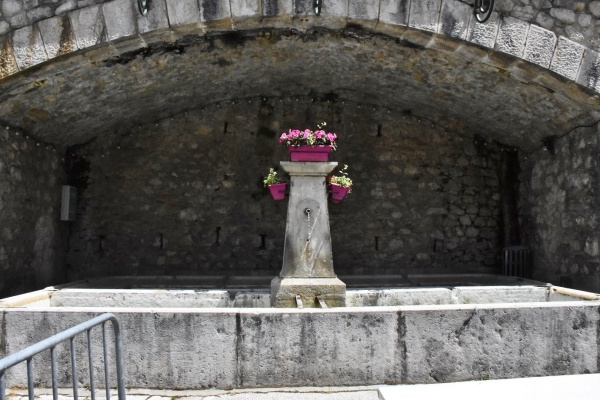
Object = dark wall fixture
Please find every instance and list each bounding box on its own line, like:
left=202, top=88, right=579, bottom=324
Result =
left=474, top=0, right=494, bottom=23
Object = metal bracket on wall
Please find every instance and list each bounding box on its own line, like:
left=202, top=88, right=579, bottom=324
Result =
left=314, top=0, right=322, bottom=16
left=474, top=0, right=494, bottom=23
left=138, top=0, right=149, bottom=16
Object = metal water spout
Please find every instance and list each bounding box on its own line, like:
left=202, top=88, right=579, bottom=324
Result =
left=271, top=161, right=346, bottom=307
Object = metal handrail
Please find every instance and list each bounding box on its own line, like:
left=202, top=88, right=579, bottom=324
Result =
left=0, top=313, right=126, bottom=400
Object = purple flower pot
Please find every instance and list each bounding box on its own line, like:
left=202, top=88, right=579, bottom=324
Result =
left=288, top=145, right=332, bottom=161
left=330, top=183, right=350, bottom=203
left=268, top=183, right=287, bottom=201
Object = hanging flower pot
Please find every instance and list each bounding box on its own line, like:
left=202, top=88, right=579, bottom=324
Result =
left=263, top=168, right=287, bottom=201
left=330, top=183, right=350, bottom=203
left=329, top=164, right=353, bottom=203
left=268, top=182, right=287, bottom=201
left=288, top=145, right=333, bottom=162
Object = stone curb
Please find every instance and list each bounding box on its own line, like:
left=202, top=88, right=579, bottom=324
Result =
left=0, top=0, right=598, bottom=94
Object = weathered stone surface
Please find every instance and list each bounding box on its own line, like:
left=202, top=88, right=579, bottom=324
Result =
left=409, top=0, right=443, bottom=33
left=467, top=11, right=500, bottom=48
left=550, top=36, right=585, bottom=80
left=591, top=1, right=600, bottom=18
left=523, top=24, right=556, bottom=68
left=577, top=48, right=600, bottom=92
left=439, top=0, right=471, bottom=40
left=1, top=310, right=239, bottom=389
left=165, top=0, right=200, bottom=26
left=137, top=0, right=169, bottom=33
left=495, top=16, right=529, bottom=58
left=319, top=0, right=349, bottom=18
left=202, top=0, right=233, bottom=21
left=2, top=304, right=600, bottom=389
left=230, top=0, right=261, bottom=18
left=11, top=25, right=48, bottom=69
left=238, top=310, right=399, bottom=386
left=348, top=0, right=379, bottom=20
left=0, top=34, right=19, bottom=77
left=102, top=0, right=136, bottom=41
left=39, top=16, right=70, bottom=58
left=270, top=277, right=346, bottom=307
left=452, top=286, right=547, bottom=303
left=403, top=305, right=600, bottom=382
left=70, top=5, right=104, bottom=49
left=550, top=8, right=576, bottom=24
left=379, top=0, right=410, bottom=26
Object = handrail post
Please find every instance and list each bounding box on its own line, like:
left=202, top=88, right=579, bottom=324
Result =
left=0, top=313, right=126, bottom=400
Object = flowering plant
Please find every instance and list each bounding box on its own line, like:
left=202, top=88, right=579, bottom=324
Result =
left=278, top=122, right=337, bottom=150
left=263, top=168, right=285, bottom=187
left=329, top=164, right=352, bottom=191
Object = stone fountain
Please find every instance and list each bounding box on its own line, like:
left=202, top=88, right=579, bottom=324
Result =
left=270, top=161, right=346, bottom=307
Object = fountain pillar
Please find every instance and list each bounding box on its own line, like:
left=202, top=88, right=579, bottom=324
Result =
left=271, top=161, right=346, bottom=307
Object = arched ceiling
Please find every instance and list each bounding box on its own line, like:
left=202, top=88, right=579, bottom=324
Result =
left=0, top=25, right=599, bottom=152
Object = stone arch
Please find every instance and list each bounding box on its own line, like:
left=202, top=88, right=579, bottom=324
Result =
left=0, top=0, right=599, bottom=93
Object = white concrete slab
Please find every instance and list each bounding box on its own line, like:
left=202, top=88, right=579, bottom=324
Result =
left=378, top=374, right=600, bottom=400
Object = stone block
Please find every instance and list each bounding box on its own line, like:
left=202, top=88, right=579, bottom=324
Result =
left=550, top=36, right=585, bottom=80
left=577, top=48, right=600, bottom=93
left=348, top=0, right=379, bottom=20
left=346, top=288, right=452, bottom=306
left=0, top=34, right=19, bottom=78
left=452, top=286, right=547, bottom=304
left=2, top=310, right=239, bottom=389
left=103, top=0, right=137, bottom=42
left=38, top=15, right=77, bottom=59
left=262, top=0, right=293, bottom=17
left=0, top=21, right=9, bottom=36
left=466, top=11, right=499, bottom=49
left=11, top=25, right=48, bottom=70
left=402, top=305, right=600, bottom=382
left=70, top=5, right=105, bottom=50
left=165, top=0, right=200, bottom=26
left=271, top=276, right=346, bottom=308
left=523, top=24, right=556, bottom=68
left=237, top=310, right=400, bottom=386
left=379, top=0, right=410, bottom=26
left=320, top=0, right=349, bottom=17
left=495, top=16, right=529, bottom=58
left=137, top=0, right=169, bottom=34
left=292, top=0, right=313, bottom=15
left=439, top=0, right=471, bottom=40
left=230, top=0, right=261, bottom=18
left=201, top=0, right=232, bottom=20
left=409, top=0, right=443, bottom=33
left=591, top=1, right=600, bottom=18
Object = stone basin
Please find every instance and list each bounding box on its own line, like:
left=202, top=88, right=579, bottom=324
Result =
left=1, top=274, right=599, bottom=390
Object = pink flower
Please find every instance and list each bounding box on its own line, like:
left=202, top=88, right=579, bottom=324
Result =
left=327, top=133, right=336, bottom=142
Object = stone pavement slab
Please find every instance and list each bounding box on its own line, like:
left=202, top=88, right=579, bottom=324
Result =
left=378, top=374, right=600, bottom=400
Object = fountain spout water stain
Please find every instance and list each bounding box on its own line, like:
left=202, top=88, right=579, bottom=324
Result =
left=271, top=161, right=346, bottom=307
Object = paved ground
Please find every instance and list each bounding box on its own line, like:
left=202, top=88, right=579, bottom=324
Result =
left=379, top=374, right=600, bottom=400
left=6, top=374, right=600, bottom=400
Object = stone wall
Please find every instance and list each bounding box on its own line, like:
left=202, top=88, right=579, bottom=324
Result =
left=521, top=122, right=600, bottom=292
left=0, top=126, right=67, bottom=298
left=1, top=0, right=600, bottom=51
left=494, top=0, right=600, bottom=51
left=66, top=97, right=503, bottom=280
